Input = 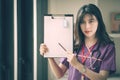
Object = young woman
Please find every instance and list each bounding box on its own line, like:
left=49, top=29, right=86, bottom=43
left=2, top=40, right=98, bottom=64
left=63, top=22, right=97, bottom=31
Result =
left=40, top=4, right=116, bottom=80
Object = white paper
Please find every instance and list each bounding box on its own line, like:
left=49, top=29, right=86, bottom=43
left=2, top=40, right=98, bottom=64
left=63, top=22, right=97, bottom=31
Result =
left=44, top=15, right=73, bottom=57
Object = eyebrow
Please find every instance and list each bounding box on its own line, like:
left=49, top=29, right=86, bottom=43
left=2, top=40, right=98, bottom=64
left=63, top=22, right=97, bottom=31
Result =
left=89, top=16, right=95, bottom=20
left=89, top=15, right=97, bottom=20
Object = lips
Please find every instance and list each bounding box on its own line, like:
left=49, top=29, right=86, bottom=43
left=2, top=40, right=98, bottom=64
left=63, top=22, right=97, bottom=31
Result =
left=85, top=31, right=91, bottom=34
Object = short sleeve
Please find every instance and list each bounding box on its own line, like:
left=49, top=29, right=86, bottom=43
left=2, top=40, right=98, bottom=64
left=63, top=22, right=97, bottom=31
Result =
left=60, top=58, right=69, bottom=68
left=100, top=43, right=116, bottom=74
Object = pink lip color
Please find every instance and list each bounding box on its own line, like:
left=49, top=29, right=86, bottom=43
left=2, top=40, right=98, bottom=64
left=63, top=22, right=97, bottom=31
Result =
left=85, top=31, right=90, bottom=34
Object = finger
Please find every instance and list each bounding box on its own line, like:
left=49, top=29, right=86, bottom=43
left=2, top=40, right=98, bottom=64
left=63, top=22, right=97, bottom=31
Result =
left=66, top=53, right=74, bottom=59
left=73, top=54, right=77, bottom=57
left=40, top=43, right=46, bottom=46
left=40, top=48, right=48, bottom=53
left=39, top=49, right=45, bottom=55
left=39, top=45, right=49, bottom=56
left=40, top=44, right=48, bottom=52
left=66, top=50, right=73, bottom=54
left=66, top=54, right=71, bottom=59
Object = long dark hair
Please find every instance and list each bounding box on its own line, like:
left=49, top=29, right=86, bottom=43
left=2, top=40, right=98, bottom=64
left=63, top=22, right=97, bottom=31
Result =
left=74, top=4, right=113, bottom=51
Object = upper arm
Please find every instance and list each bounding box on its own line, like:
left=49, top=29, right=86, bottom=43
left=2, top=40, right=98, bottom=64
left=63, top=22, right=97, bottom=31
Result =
left=100, top=43, right=116, bottom=74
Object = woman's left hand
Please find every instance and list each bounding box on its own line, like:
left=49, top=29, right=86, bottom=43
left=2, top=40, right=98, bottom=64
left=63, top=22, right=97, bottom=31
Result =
left=66, top=51, right=79, bottom=67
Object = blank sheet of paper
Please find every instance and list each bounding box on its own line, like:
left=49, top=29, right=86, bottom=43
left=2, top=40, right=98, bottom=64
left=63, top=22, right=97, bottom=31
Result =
left=44, top=14, right=74, bottom=57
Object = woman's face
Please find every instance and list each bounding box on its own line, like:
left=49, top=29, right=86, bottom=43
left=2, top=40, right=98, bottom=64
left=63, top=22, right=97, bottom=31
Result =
left=80, top=14, right=98, bottom=39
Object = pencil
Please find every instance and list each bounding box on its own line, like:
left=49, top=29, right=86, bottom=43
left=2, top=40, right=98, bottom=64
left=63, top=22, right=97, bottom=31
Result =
left=58, top=43, right=67, bottom=52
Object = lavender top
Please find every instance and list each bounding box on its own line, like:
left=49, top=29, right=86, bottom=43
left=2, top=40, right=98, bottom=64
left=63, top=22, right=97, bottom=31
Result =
left=60, top=42, right=116, bottom=80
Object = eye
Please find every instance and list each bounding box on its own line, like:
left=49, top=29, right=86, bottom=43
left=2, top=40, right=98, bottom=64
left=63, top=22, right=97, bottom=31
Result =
left=89, top=20, right=94, bottom=23
left=89, top=19, right=95, bottom=23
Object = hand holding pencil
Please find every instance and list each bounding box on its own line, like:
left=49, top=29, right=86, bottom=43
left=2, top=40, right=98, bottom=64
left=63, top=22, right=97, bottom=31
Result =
left=58, top=43, right=79, bottom=67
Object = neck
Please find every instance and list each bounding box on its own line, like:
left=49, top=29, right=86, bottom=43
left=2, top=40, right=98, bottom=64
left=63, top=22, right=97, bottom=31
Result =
left=85, top=37, right=97, bottom=48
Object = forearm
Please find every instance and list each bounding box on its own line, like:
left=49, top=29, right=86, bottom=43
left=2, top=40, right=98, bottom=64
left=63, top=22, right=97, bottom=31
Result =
left=48, top=58, right=64, bottom=79
left=85, top=68, right=108, bottom=80
left=75, top=62, right=108, bottom=80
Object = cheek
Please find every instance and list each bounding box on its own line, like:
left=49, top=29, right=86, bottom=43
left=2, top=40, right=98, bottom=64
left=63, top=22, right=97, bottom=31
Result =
left=80, top=25, right=85, bottom=31
left=94, top=26, right=98, bottom=31
left=92, top=25, right=97, bottom=31
left=94, top=23, right=98, bottom=31
left=80, top=27, right=85, bottom=33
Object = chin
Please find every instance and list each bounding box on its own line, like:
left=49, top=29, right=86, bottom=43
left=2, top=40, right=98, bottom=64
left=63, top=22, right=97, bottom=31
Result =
left=85, top=34, right=94, bottom=38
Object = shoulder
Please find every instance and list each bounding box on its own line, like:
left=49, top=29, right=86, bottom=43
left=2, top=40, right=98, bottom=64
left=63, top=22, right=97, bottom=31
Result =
left=101, top=41, right=115, bottom=49
left=100, top=41, right=116, bottom=61
left=99, top=41, right=115, bottom=55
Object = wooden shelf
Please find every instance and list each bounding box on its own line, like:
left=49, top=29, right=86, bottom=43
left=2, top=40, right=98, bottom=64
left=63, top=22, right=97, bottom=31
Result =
left=109, top=33, right=120, bottom=38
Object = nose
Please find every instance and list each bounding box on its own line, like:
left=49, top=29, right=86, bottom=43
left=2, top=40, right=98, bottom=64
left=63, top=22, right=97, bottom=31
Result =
left=85, top=22, right=90, bottom=29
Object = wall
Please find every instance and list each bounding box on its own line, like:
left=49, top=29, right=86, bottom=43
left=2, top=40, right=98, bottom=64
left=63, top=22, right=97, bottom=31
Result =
left=48, top=0, right=98, bottom=22
left=98, top=0, right=120, bottom=33
left=98, top=0, right=120, bottom=74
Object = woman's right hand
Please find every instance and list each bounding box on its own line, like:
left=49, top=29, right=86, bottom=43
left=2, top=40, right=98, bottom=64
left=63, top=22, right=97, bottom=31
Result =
left=39, top=43, right=49, bottom=56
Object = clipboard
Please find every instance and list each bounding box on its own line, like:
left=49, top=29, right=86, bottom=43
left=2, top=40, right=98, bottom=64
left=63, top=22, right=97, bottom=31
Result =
left=44, top=14, right=74, bottom=57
